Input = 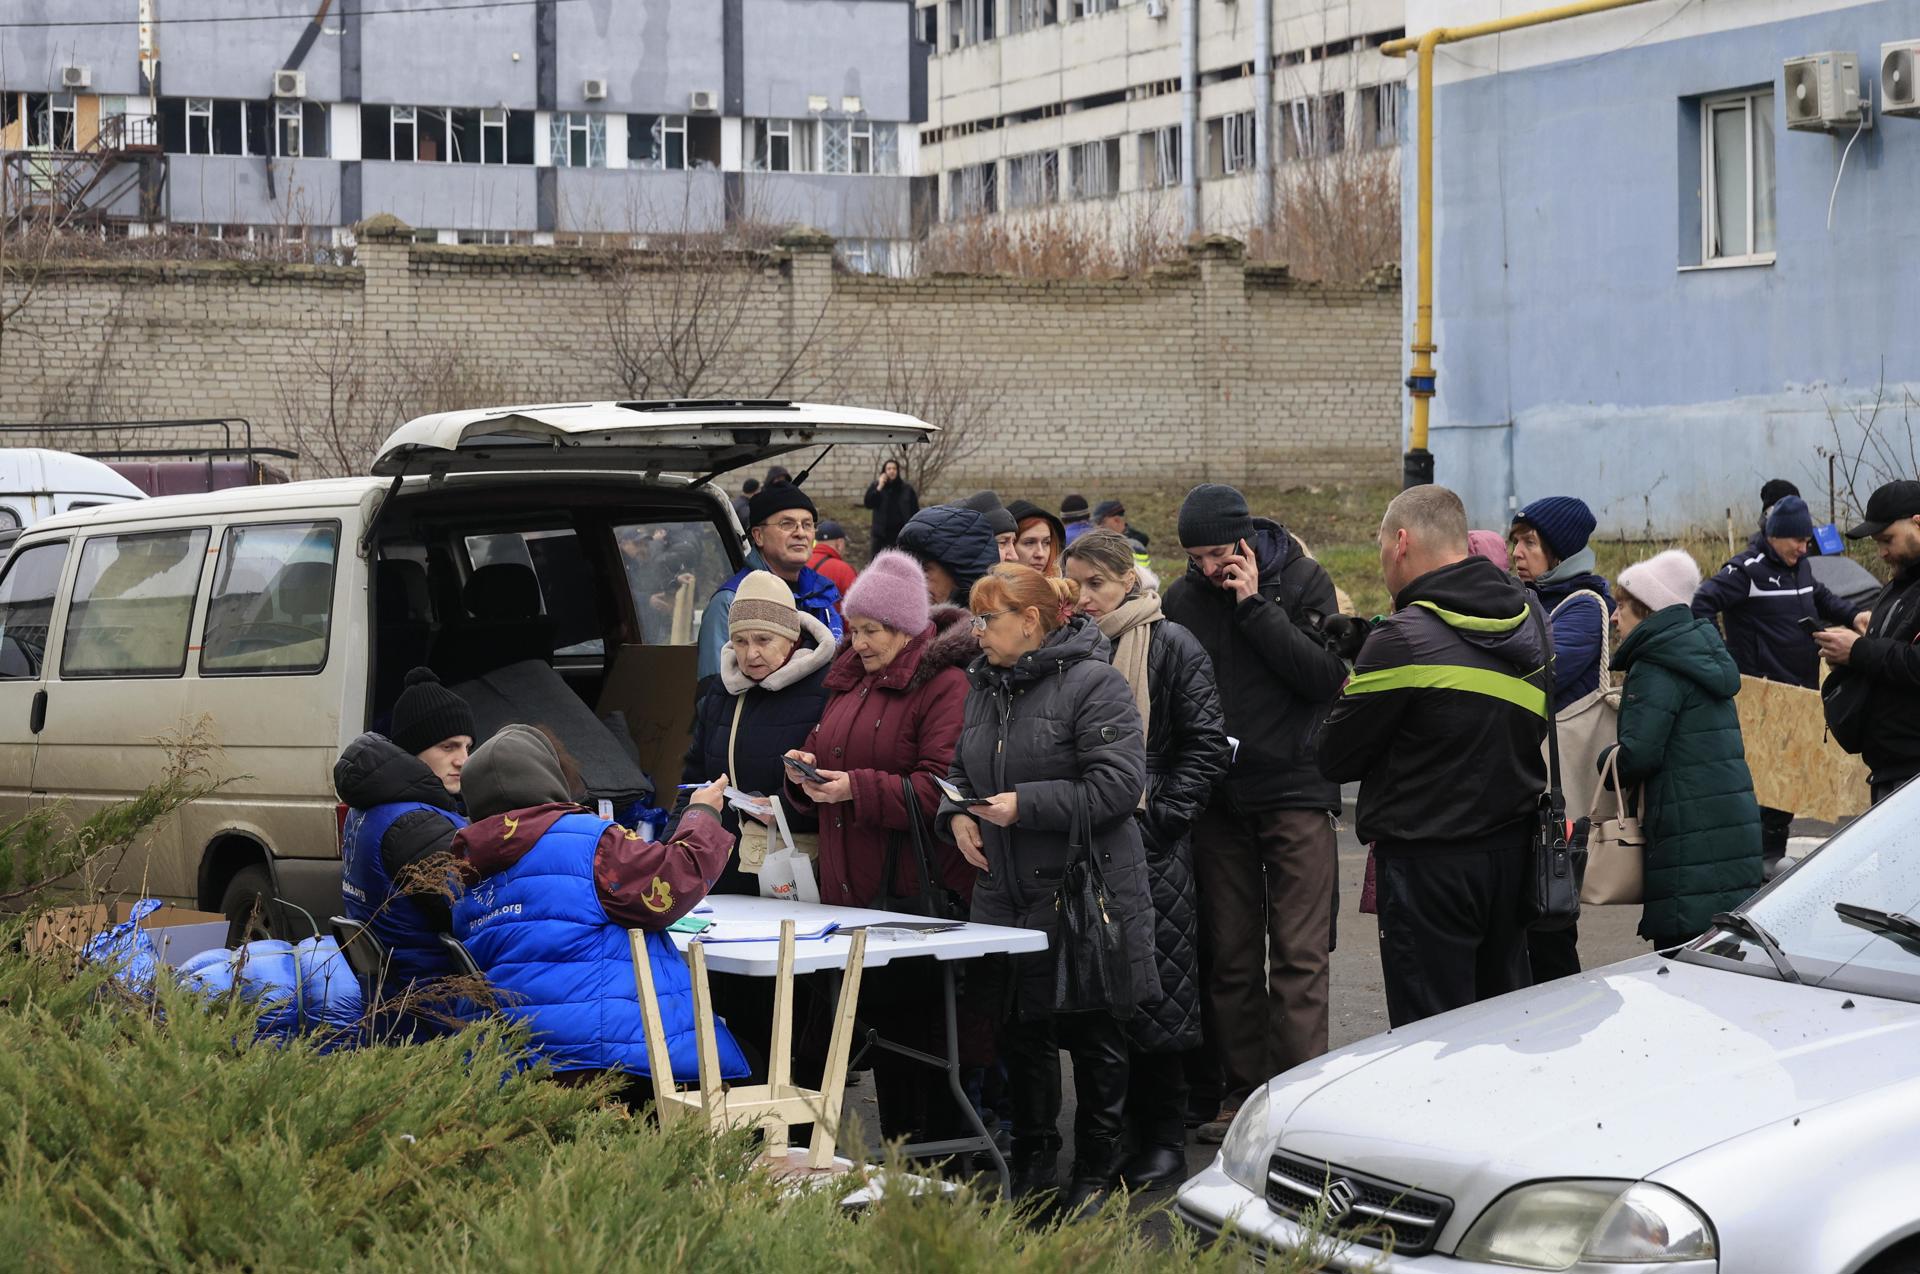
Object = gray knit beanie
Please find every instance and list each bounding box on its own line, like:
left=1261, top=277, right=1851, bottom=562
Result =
left=1178, top=483, right=1256, bottom=548
left=462, top=723, right=571, bottom=820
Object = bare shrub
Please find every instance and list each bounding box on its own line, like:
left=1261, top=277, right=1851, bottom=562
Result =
left=874, top=322, right=999, bottom=495
left=916, top=201, right=1185, bottom=280
left=1249, top=147, right=1401, bottom=283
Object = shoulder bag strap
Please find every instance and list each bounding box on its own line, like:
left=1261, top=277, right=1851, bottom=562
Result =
left=1549, top=588, right=1614, bottom=694
left=1530, top=603, right=1565, bottom=818
left=897, top=773, right=943, bottom=919
left=725, top=694, right=746, bottom=782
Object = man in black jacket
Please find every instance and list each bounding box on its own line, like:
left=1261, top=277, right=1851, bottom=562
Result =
left=1163, top=483, right=1347, bottom=1141
left=1817, top=480, right=1920, bottom=805
left=1318, top=485, right=1548, bottom=1028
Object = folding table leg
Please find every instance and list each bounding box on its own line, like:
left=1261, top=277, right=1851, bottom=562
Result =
left=805, top=928, right=868, bottom=1170
left=939, top=962, right=1009, bottom=1199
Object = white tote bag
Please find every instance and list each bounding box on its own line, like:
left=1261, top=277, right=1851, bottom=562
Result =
left=1545, top=589, right=1619, bottom=822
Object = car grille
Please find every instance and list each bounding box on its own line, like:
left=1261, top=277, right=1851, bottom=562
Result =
left=1264, top=1150, right=1453, bottom=1256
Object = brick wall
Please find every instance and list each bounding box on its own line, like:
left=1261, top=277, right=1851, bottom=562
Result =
left=0, top=218, right=1401, bottom=499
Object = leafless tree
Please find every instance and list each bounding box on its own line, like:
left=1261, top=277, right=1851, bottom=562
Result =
left=874, top=321, right=998, bottom=495
left=1818, top=368, right=1920, bottom=527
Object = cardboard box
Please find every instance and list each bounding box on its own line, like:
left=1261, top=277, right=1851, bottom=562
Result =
left=28, top=900, right=232, bottom=968
left=598, top=643, right=701, bottom=800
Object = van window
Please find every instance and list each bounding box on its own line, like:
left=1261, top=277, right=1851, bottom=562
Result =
left=61, top=528, right=209, bottom=678
left=0, top=540, right=67, bottom=679
left=463, top=529, right=601, bottom=656
left=615, top=518, right=734, bottom=645
left=201, top=521, right=340, bottom=675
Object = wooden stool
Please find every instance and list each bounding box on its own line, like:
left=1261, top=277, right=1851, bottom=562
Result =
left=630, top=919, right=868, bottom=1169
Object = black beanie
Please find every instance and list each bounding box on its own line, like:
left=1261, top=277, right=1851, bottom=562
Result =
left=1178, top=482, right=1255, bottom=548
left=1759, top=479, right=1800, bottom=510
left=747, top=482, right=817, bottom=527
left=959, top=490, right=1017, bottom=537
left=390, top=667, right=476, bottom=756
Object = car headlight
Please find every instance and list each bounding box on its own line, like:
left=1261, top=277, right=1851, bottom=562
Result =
left=1456, top=1180, right=1716, bottom=1269
left=1217, top=1085, right=1276, bottom=1191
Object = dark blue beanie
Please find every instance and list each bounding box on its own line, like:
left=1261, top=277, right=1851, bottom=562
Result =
left=1766, top=495, right=1815, bottom=540
left=1513, top=496, right=1596, bottom=560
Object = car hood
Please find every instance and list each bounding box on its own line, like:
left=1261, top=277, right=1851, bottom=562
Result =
left=1267, top=955, right=1920, bottom=1241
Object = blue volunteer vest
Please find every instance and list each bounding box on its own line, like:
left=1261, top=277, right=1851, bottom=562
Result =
left=451, top=811, right=749, bottom=1081
left=341, top=800, right=468, bottom=986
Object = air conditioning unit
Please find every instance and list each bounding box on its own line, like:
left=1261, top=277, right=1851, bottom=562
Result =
left=1784, top=51, right=1864, bottom=130
left=1882, top=40, right=1920, bottom=117
left=1145, top=0, right=1168, bottom=15
left=273, top=68, right=307, bottom=99
left=583, top=78, right=607, bottom=101
left=61, top=65, right=92, bottom=89
left=689, top=88, right=718, bottom=113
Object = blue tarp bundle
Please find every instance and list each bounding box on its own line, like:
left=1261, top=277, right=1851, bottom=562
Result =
left=177, top=938, right=365, bottom=1047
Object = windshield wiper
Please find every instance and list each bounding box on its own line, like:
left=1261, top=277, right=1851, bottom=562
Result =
left=1709, top=911, right=1803, bottom=984
left=1835, top=902, right=1920, bottom=949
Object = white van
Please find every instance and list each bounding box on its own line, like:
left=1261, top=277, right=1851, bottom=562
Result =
left=0, top=449, right=147, bottom=555
left=0, top=402, right=929, bottom=938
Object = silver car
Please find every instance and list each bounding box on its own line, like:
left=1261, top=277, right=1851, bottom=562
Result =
left=1175, top=784, right=1920, bottom=1273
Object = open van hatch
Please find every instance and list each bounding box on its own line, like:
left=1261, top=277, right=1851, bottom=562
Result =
left=371, top=399, right=936, bottom=479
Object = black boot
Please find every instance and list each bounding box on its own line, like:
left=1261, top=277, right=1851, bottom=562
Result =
left=1118, top=1143, right=1187, bottom=1192
left=1009, top=1135, right=1061, bottom=1199
left=1059, top=1135, right=1123, bottom=1218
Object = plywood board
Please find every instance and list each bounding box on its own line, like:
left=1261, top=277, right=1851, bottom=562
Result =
left=1735, top=674, right=1871, bottom=824
left=598, top=643, right=700, bottom=799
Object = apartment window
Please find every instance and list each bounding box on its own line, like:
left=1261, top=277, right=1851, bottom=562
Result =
left=1358, top=83, right=1405, bottom=150
left=25, top=92, right=76, bottom=149
left=823, top=119, right=898, bottom=175
left=948, top=0, right=995, bottom=50
left=1007, top=150, right=1058, bottom=208
left=480, top=108, right=507, bottom=163
left=1070, top=0, right=1121, bottom=13
left=1139, top=125, right=1181, bottom=189
left=392, top=105, right=418, bottom=161
left=549, top=112, right=606, bottom=168
left=1067, top=137, right=1120, bottom=199
left=456, top=229, right=527, bottom=245
left=1281, top=93, right=1345, bottom=162
left=631, top=113, right=718, bottom=170
left=838, top=238, right=894, bottom=275
left=1207, top=111, right=1255, bottom=177
left=948, top=161, right=998, bottom=218
left=275, top=102, right=303, bottom=158
left=918, top=4, right=938, bottom=46
left=187, top=98, right=214, bottom=153
left=1702, top=89, right=1776, bottom=263
left=1012, top=0, right=1057, bottom=34
left=754, top=118, right=815, bottom=173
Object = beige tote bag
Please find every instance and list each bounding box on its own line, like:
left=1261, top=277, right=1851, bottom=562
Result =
left=1581, top=748, right=1645, bottom=905
left=1545, top=589, right=1619, bottom=822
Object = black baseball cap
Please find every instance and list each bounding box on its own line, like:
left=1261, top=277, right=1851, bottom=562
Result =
left=1093, top=499, right=1126, bottom=521
left=1846, top=479, right=1920, bottom=538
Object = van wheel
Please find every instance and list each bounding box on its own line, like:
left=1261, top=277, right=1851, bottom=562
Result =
left=220, top=865, right=284, bottom=945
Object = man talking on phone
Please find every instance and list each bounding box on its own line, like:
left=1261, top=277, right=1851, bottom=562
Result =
left=1163, top=482, right=1347, bottom=1144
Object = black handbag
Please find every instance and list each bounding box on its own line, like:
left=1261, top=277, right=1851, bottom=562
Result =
left=1524, top=605, right=1582, bottom=932
left=1053, top=793, right=1134, bottom=1018
left=1821, top=664, right=1872, bottom=753
left=886, top=774, right=966, bottom=921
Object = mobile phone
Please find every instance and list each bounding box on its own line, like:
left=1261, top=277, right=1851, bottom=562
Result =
left=935, top=775, right=992, bottom=807
left=1799, top=616, right=1827, bottom=634
left=783, top=754, right=826, bottom=783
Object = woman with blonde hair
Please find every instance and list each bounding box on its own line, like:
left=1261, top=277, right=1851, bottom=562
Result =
left=943, top=562, right=1153, bottom=1212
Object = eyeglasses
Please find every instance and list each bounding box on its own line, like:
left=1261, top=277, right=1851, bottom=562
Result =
left=969, top=609, right=1013, bottom=632
left=763, top=518, right=816, bottom=536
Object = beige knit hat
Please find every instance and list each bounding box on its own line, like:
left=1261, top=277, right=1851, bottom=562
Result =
left=728, top=570, right=802, bottom=641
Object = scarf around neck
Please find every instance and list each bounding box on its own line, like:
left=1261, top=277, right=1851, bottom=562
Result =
left=1096, top=592, right=1163, bottom=752
left=1535, top=545, right=1598, bottom=588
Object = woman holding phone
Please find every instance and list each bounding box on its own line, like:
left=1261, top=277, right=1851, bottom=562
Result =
left=945, top=562, right=1154, bottom=1213
left=782, top=549, right=979, bottom=1148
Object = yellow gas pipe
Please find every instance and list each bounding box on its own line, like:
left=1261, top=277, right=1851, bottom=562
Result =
left=1383, top=0, right=1659, bottom=487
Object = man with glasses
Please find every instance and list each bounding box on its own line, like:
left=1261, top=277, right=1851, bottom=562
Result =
left=697, top=484, right=843, bottom=691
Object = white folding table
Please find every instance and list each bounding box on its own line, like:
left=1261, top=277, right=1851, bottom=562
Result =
left=671, top=895, right=1047, bottom=1196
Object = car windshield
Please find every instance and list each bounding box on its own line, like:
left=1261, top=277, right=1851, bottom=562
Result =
left=1680, top=783, right=1920, bottom=999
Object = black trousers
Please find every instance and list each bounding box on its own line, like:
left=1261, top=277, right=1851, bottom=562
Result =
left=1871, top=780, right=1910, bottom=806
left=1375, top=840, right=1532, bottom=1029
left=1527, top=919, right=1582, bottom=984
left=1125, top=1048, right=1190, bottom=1151
left=1000, top=1011, right=1130, bottom=1161
left=860, top=963, right=969, bottom=1146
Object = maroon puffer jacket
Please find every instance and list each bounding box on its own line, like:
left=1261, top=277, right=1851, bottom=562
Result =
left=786, top=605, right=978, bottom=908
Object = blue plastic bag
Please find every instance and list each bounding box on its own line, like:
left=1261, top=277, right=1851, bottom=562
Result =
left=80, top=897, right=164, bottom=992
left=178, top=936, right=365, bottom=1049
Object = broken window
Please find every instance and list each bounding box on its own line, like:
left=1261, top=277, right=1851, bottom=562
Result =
left=824, top=119, right=897, bottom=175
left=1139, top=125, right=1180, bottom=189
left=1067, top=137, right=1119, bottom=199
left=275, top=101, right=303, bottom=157
left=480, top=107, right=507, bottom=163
left=507, top=110, right=535, bottom=165
left=917, top=4, right=937, bottom=46
left=753, top=118, right=814, bottom=172
left=947, top=0, right=994, bottom=50
left=947, top=161, right=997, bottom=218
left=546, top=112, right=605, bottom=167
left=632, top=113, right=686, bottom=169
left=1358, top=83, right=1404, bottom=150
left=1011, top=0, right=1056, bottom=35
left=1281, top=93, right=1346, bottom=162
left=187, top=97, right=214, bottom=154
left=361, top=104, right=390, bottom=160
left=391, top=105, right=417, bottom=161
left=837, top=238, right=894, bottom=275
left=417, top=108, right=452, bottom=162
left=1207, top=110, right=1254, bottom=177
left=1070, top=0, right=1120, bottom=14
left=0, top=92, right=18, bottom=133
left=25, top=93, right=76, bottom=149
left=1006, top=150, right=1057, bottom=208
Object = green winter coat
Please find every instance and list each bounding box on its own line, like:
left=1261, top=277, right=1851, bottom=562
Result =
left=1603, top=605, right=1764, bottom=945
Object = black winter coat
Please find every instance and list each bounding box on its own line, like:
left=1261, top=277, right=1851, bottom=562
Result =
left=944, top=618, right=1154, bottom=1021
left=1691, top=545, right=1860, bottom=688
left=1848, top=561, right=1920, bottom=786
left=333, top=732, right=463, bottom=930
left=678, top=613, right=835, bottom=893
left=896, top=504, right=1003, bottom=606
left=1162, top=520, right=1346, bottom=813
left=863, top=478, right=921, bottom=554
left=1120, top=616, right=1229, bottom=1055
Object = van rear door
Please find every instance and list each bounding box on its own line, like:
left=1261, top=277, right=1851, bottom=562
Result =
left=369, top=400, right=935, bottom=479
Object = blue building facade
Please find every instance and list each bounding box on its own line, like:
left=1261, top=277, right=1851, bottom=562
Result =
left=1408, top=0, right=1920, bottom=535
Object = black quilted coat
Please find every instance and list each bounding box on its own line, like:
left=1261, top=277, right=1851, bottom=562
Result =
left=1122, top=617, right=1230, bottom=1054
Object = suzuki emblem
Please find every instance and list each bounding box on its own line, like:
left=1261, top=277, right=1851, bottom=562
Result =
left=1322, top=1177, right=1359, bottom=1222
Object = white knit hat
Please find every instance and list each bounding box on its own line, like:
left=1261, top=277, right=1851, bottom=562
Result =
left=728, top=570, right=802, bottom=641
left=1617, top=548, right=1701, bottom=614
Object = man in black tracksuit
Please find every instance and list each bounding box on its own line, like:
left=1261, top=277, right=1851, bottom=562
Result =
left=1164, top=483, right=1347, bottom=1138
left=1319, top=485, right=1548, bottom=1028
left=1816, top=480, right=1920, bottom=805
